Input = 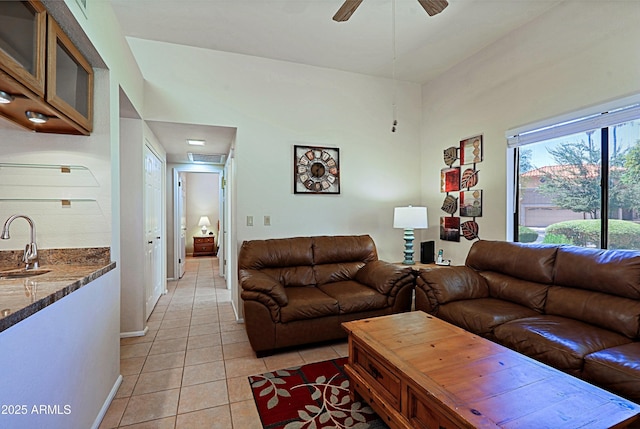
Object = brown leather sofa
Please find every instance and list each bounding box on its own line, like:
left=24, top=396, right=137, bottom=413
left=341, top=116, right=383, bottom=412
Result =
left=415, top=240, right=640, bottom=404
left=239, top=235, right=414, bottom=356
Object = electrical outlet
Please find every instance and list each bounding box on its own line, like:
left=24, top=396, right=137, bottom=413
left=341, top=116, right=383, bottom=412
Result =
left=247, top=215, right=253, bottom=226
left=264, top=215, right=271, bottom=226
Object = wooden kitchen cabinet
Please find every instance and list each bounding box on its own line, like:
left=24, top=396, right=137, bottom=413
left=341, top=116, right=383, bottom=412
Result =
left=0, top=0, right=93, bottom=135
left=46, top=15, right=93, bottom=133
left=193, top=236, right=216, bottom=257
left=0, top=0, right=46, bottom=97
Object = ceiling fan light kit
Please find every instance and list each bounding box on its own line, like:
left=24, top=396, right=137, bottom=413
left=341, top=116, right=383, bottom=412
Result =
left=333, top=0, right=448, bottom=22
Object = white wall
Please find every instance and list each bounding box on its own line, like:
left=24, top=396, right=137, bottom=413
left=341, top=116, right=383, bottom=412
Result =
left=185, top=172, right=220, bottom=254
left=127, top=39, right=423, bottom=317
left=119, top=118, right=167, bottom=334
left=421, top=0, right=640, bottom=264
left=128, top=39, right=423, bottom=255
left=0, top=68, right=112, bottom=250
left=119, top=118, right=145, bottom=334
left=0, top=271, right=119, bottom=429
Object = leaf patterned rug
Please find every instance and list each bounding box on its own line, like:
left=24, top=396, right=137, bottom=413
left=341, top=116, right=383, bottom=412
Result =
left=248, top=357, right=389, bottom=429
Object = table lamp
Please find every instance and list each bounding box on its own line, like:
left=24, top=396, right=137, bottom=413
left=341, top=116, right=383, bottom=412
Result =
left=393, top=206, right=428, bottom=265
left=198, top=216, right=211, bottom=235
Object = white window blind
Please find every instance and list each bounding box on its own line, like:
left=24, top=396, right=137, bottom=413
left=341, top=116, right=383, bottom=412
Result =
left=506, top=94, right=640, bottom=148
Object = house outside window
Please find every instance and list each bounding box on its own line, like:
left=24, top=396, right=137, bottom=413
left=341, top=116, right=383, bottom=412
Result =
left=507, top=97, right=640, bottom=249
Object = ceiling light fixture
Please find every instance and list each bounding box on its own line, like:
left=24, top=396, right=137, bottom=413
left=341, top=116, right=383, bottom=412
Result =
left=187, top=139, right=205, bottom=146
left=25, top=111, right=49, bottom=124
left=0, top=90, right=15, bottom=104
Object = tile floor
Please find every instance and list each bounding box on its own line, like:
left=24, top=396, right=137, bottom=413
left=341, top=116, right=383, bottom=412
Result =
left=100, top=256, right=348, bottom=428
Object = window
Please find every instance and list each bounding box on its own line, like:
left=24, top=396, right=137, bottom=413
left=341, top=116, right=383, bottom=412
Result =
left=507, top=97, right=640, bottom=249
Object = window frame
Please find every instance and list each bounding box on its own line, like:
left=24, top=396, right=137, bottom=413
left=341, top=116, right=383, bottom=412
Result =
left=506, top=95, right=640, bottom=247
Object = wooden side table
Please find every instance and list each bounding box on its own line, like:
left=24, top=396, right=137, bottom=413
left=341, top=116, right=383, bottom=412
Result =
left=394, top=262, right=451, bottom=271
left=193, top=235, right=216, bottom=257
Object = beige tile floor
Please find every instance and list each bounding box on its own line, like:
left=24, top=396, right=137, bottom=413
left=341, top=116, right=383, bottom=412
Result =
left=100, top=256, right=348, bottom=428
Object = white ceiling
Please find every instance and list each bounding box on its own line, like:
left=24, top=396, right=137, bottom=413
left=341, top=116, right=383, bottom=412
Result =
left=110, top=0, right=564, bottom=164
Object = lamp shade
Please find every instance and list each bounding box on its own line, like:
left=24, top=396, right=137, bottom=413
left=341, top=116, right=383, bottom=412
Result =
left=198, top=216, right=211, bottom=227
left=393, top=206, right=428, bottom=229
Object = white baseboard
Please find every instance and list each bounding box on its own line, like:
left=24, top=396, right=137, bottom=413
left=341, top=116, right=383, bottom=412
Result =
left=120, top=326, right=149, bottom=338
left=91, top=374, right=123, bottom=429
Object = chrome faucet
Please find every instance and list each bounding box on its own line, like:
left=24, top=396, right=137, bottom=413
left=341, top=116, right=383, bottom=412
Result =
left=1, top=215, right=39, bottom=270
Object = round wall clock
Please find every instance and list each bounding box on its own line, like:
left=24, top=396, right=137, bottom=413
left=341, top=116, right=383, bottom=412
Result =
left=294, top=145, right=340, bottom=194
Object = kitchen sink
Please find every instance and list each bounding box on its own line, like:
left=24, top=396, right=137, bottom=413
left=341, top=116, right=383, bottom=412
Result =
left=0, top=268, right=51, bottom=279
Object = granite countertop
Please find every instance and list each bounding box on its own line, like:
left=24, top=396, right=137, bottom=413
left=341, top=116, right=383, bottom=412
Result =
left=0, top=247, right=116, bottom=333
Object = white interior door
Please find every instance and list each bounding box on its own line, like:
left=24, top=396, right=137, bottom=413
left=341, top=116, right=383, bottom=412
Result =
left=144, top=145, right=163, bottom=318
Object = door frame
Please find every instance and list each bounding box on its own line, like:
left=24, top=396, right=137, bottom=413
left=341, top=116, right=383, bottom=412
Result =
left=171, top=164, right=229, bottom=286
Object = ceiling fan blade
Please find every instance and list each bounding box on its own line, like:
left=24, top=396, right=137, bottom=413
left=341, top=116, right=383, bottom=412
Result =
left=333, top=0, right=364, bottom=22
left=417, top=0, right=449, bottom=16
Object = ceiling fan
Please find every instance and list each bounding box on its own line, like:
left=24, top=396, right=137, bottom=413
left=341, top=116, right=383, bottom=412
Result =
left=333, top=0, right=448, bottom=22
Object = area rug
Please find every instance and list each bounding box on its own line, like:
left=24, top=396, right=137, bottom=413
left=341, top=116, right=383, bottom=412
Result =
left=248, top=357, right=389, bottom=429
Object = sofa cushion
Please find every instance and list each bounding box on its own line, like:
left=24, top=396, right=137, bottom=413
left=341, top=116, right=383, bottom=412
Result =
left=494, top=315, right=632, bottom=375
left=418, top=266, right=489, bottom=307
left=437, top=298, right=538, bottom=337
left=466, top=240, right=557, bottom=284
left=280, top=287, right=339, bottom=323
left=554, top=246, right=640, bottom=299
left=314, top=262, right=365, bottom=286
left=312, top=235, right=378, bottom=265
left=545, top=286, right=640, bottom=339
left=583, top=343, right=640, bottom=403
left=318, top=281, right=388, bottom=314
left=481, top=271, right=549, bottom=312
left=238, top=236, right=314, bottom=270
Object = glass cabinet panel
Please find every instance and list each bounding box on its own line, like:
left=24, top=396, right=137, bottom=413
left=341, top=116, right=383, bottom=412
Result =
left=55, top=42, right=89, bottom=119
left=46, top=15, right=93, bottom=133
left=0, top=0, right=46, bottom=96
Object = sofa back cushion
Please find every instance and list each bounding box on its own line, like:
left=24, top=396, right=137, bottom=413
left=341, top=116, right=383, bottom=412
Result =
left=238, top=235, right=378, bottom=287
left=554, top=246, right=640, bottom=299
left=466, top=240, right=557, bottom=284
left=238, top=236, right=315, bottom=286
left=313, top=235, right=378, bottom=285
left=481, top=271, right=548, bottom=312
left=545, top=286, right=640, bottom=339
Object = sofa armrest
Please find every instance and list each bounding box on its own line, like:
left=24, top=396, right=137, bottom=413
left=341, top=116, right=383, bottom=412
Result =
left=239, top=270, right=288, bottom=306
left=355, top=260, right=414, bottom=296
left=240, top=289, right=283, bottom=323
left=416, top=266, right=489, bottom=312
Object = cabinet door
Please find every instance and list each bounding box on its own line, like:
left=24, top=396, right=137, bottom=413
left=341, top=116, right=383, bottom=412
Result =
left=0, top=0, right=46, bottom=96
left=46, top=15, right=93, bottom=132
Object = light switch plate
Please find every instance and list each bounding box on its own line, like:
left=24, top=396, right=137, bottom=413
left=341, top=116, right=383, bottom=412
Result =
left=247, top=216, right=253, bottom=226
left=264, top=215, right=271, bottom=226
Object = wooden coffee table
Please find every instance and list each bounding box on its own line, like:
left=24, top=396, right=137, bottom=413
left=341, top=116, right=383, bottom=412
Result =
left=342, top=311, right=640, bottom=429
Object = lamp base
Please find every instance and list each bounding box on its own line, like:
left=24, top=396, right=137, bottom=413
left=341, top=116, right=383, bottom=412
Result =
left=401, top=228, right=415, bottom=265
left=201, top=226, right=207, bottom=235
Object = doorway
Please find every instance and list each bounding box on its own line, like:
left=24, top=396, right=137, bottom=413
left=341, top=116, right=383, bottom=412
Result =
left=171, top=166, right=227, bottom=286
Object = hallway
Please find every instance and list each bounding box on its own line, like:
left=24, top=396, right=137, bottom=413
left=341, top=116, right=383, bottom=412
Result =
left=100, top=256, right=347, bottom=428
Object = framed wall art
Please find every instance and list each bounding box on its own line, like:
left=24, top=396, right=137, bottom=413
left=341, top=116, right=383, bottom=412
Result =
left=440, top=167, right=460, bottom=193
left=440, top=216, right=460, bottom=242
left=294, top=145, right=340, bottom=194
left=460, top=135, right=483, bottom=165
left=438, top=133, right=484, bottom=242
left=459, top=190, right=483, bottom=217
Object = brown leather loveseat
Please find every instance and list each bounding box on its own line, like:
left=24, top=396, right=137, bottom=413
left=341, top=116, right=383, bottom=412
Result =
left=239, top=235, right=414, bottom=356
left=415, top=240, right=640, bottom=404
